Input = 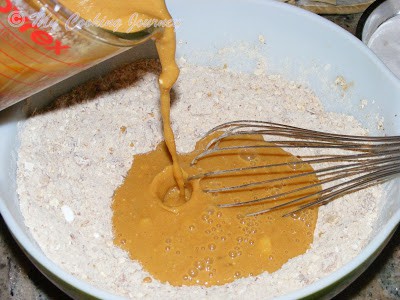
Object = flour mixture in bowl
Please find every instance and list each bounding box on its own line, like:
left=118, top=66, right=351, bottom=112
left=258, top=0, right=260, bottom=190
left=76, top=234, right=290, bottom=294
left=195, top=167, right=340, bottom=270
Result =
left=17, top=59, right=383, bottom=298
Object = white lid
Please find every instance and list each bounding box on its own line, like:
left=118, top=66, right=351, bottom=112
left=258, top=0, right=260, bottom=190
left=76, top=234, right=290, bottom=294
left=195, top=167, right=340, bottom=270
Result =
left=367, top=14, right=400, bottom=79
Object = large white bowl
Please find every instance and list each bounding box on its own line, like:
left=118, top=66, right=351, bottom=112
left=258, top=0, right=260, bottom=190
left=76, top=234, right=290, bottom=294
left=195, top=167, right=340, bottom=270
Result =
left=1, top=0, right=400, bottom=299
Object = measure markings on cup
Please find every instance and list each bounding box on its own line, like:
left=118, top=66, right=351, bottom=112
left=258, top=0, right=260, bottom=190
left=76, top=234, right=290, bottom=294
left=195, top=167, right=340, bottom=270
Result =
left=0, top=0, right=69, bottom=55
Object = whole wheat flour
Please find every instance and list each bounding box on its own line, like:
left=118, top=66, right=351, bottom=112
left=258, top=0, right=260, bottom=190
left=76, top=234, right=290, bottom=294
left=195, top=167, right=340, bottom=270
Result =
left=17, top=59, right=383, bottom=299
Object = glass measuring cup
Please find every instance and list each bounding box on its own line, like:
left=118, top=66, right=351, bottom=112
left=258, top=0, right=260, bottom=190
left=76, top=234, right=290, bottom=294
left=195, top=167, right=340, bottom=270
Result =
left=0, top=0, right=161, bottom=111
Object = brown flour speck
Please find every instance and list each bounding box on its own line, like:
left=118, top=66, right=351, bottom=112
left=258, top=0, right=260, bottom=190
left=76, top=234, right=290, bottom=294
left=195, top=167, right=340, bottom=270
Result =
left=17, top=59, right=383, bottom=299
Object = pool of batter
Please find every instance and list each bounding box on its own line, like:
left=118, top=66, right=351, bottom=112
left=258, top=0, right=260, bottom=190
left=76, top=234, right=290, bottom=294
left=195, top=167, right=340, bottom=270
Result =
left=112, top=133, right=320, bottom=286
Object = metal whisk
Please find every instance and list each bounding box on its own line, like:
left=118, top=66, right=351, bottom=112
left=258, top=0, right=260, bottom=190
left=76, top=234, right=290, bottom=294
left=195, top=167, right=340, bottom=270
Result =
left=189, top=120, right=400, bottom=217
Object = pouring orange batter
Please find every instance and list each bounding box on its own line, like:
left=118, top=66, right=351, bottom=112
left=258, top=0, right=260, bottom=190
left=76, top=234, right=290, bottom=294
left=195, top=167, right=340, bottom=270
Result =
left=59, top=0, right=320, bottom=287
left=59, top=0, right=185, bottom=195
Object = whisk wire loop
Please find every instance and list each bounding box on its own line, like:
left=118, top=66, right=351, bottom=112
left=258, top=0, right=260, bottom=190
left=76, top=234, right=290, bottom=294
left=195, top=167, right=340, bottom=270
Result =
left=190, top=120, right=400, bottom=216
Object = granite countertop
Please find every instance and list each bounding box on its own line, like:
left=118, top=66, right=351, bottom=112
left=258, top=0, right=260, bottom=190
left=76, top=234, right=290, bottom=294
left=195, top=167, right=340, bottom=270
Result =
left=1, top=11, right=399, bottom=300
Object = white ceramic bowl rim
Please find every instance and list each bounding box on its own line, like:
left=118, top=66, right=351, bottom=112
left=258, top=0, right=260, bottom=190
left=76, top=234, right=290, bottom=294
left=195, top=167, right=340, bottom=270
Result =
left=1, top=0, right=400, bottom=299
